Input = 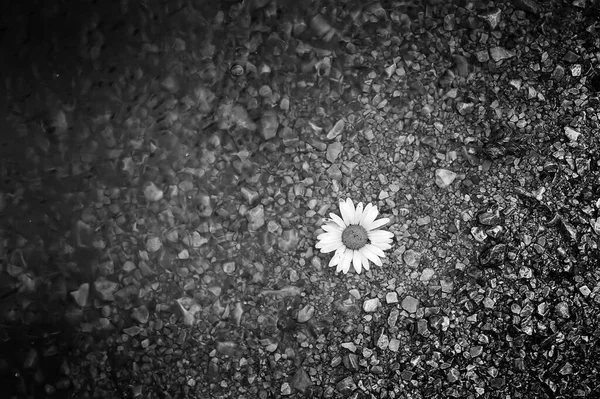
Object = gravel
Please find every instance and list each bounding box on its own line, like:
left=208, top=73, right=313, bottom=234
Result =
left=1, top=0, right=600, bottom=398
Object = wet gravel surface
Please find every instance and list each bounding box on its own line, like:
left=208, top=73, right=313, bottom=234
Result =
left=1, top=0, right=600, bottom=398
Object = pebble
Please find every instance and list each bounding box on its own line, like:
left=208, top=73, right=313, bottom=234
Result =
left=377, top=332, right=389, bottom=350
left=363, top=298, right=380, bottom=312
left=388, top=338, right=400, bottom=352
left=555, top=301, right=570, bottom=319
left=447, top=367, right=460, bottom=383
left=131, top=305, right=149, bottom=324
left=513, top=0, right=540, bottom=14
left=388, top=308, right=399, bottom=327
left=326, top=142, right=344, bottom=163
left=579, top=285, right=591, bottom=296
left=420, top=268, right=435, bottom=281
left=326, top=165, right=343, bottom=180
left=240, top=187, right=260, bottom=205
left=435, top=169, right=457, bottom=188
left=292, top=368, right=312, bottom=394
left=94, top=278, right=119, bottom=301
left=489, top=47, right=515, bottom=62
left=71, top=283, right=90, bottom=307
left=326, top=119, right=345, bottom=139
left=386, top=292, right=398, bottom=304
left=146, top=236, right=162, bottom=253
left=564, top=126, right=581, bottom=142
left=278, top=229, right=299, bottom=252
left=401, top=296, right=419, bottom=313
left=247, top=205, right=265, bottom=231
left=280, top=382, right=292, bottom=396
left=143, top=182, right=164, bottom=202
left=336, top=376, right=357, bottom=396
left=297, top=305, right=315, bottom=323
left=481, top=8, right=501, bottom=29
left=403, top=249, right=422, bottom=267
left=259, top=109, right=279, bottom=140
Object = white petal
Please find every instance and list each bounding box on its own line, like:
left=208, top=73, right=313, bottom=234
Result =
left=340, top=198, right=355, bottom=226
left=318, top=241, right=343, bottom=253
left=360, top=204, right=379, bottom=228
left=361, top=245, right=382, bottom=266
left=361, top=252, right=370, bottom=270
left=373, top=242, right=393, bottom=251
left=329, top=213, right=346, bottom=228
left=317, top=231, right=342, bottom=244
left=340, top=249, right=353, bottom=274
left=328, top=246, right=345, bottom=267
left=365, top=243, right=386, bottom=258
left=354, top=202, right=364, bottom=225
left=368, top=230, right=394, bottom=242
left=368, top=217, right=390, bottom=230
left=352, top=250, right=363, bottom=274
left=322, top=223, right=344, bottom=233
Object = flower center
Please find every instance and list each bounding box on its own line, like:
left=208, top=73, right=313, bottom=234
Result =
left=342, top=225, right=368, bottom=250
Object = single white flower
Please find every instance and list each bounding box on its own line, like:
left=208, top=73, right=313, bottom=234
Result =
left=316, top=198, right=394, bottom=274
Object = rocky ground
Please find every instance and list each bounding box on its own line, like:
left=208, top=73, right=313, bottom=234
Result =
left=1, top=0, right=600, bottom=398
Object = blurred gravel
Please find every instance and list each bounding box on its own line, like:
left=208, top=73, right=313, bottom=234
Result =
left=1, top=0, right=600, bottom=398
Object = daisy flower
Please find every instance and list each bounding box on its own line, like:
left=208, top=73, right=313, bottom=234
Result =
left=316, top=198, right=394, bottom=274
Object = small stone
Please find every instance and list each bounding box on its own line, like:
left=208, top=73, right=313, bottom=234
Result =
left=124, top=326, right=141, bottom=336
left=388, top=309, right=399, bottom=327
left=579, top=285, right=591, bottom=296
left=131, top=305, right=149, bottom=324
left=143, top=182, right=163, bottom=202
left=483, top=297, right=495, bottom=309
left=326, top=165, right=343, bottom=180
left=363, top=298, right=380, bottom=312
left=555, top=302, right=570, bottom=319
left=490, top=377, right=505, bottom=389
left=336, top=376, right=357, bottom=396
left=94, top=278, right=119, bottom=301
left=247, top=205, right=265, bottom=231
left=420, top=268, right=435, bottom=281
left=292, top=368, right=312, bottom=394
left=297, top=305, right=315, bottom=323
left=240, top=187, right=260, bottom=205
left=452, top=54, right=469, bottom=77
left=71, top=283, right=90, bottom=307
left=481, top=8, right=501, bottom=29
left=259, top=109, right=279, bottom=140
left=456, top=102, right=474, bottom=115
left=388, top=338, right=400, bottom=352
left=471, top=226, right=488, bottom=242
left=440, top=280, right=453, bottom=293
left=564, top=126, right=581, bottom=142
left=403, top=249, right=422, bottom=267
left=161, top=74, right=180, bottom=93
left=386, top=292, right=398, bottom=304
left=279, top=229, right=299, bottom=252
left=478, top=209, right=501, bottom=225
left=401, top=296, right=419, bottom=313
left=223, top=262, right=236, bottom=274
left=519, top=266, right=533, bottom=279
left=341, top=342, right=357, bottom=352
left=326, top=142, right=344, bottom=163
left=489, top=47, right=515, bottom=62
left=447, top=368, right=460, bottom=383
left=513, top=0, right=540, bottom=14
left=280, top=382, right=292, bottom=396
left=327, top=119, right=345, bottom=139
left=470, top=346, right=483, bottom=357
left=146, top=236, right=162, bottom=253
left=435, top=169, right=457, bottom=188
left=376, top=332, right=389, bottom=350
